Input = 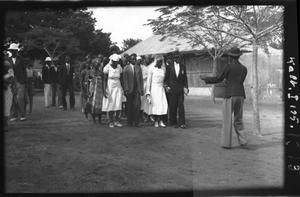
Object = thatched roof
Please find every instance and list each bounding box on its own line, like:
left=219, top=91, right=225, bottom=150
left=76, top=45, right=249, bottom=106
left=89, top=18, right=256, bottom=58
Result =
left=123, top=34, right=213, bottom=56
left=123, top=34, right=252, bottom=57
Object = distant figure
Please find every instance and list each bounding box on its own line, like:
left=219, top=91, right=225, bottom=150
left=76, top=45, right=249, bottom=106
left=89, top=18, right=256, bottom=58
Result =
left=123, top=53, right=144, bottom=127
left=42, top=57, right=52, bottom=108
left=146, top=54, right=168, bottom=128
left=3, top=60, right=14, bottom=131
left=200, top=46, right=248, bottom=149
left=102, top=54, right=123, bottom=128
left=60, top=55, right=75, bottom=110
left=7, top=43, right=27, bottom=121
left=50, top=57, right=62, bottom=108
left=79, top=62, right=88, bottom=114
left=25, top=61, right=36, bottom=114
left=164, top=51, right=189, bottom=129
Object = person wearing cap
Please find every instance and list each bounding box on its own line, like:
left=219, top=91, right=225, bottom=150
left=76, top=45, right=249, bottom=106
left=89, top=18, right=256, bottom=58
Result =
left=25, top=59, right=36, bottom=114
left=102, top=53, right=123, bottom=128
left=3, top=60, right=15, bottom=131
left=50, top=57, right=62, bottom=108
left=200, top=46, right=248, bottom=149
left=7, top=43, right=27, bottom=121
left=123, top=53, right=144, bottom=127
left=146, top=54, right=168, bottom=128
left=59, top=55, right=75, bottom=110
left=89, top=58, right=106, bottom=124
left=42, top=57, right=53, bottom=108
left=164, top=50, right=189, bottom=129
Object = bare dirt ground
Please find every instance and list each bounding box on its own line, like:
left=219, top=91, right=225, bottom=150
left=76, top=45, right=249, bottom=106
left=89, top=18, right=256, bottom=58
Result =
left=5, top=93, right=284, bottom=193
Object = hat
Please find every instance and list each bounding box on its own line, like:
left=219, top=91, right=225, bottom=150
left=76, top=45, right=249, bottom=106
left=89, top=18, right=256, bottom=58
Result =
left=45, top=57, right=52, bottom=62
left=123, top=53, right=129, bottom=58
left=137, top=56, right=142, bottom=60
left=154, top=54, right=164, bottom=61
left=7, top=43, right=20, bottom=51
left=53, top=57, right=59, bottom=61
left=109, top=54, right=120, bottom=62
left=92, top=58, right=101, bottom=66
left=226, top=46, right=242, bottom=57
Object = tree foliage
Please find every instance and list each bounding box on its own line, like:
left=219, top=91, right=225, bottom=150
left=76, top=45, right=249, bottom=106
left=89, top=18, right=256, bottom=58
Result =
left=121, top=38, right=142, bottom=52
left=4, top=7, right=113, bottom=61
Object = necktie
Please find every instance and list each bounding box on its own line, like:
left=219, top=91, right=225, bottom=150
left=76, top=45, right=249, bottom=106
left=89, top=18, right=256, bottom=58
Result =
left=67, top=64, right=70, bottom=75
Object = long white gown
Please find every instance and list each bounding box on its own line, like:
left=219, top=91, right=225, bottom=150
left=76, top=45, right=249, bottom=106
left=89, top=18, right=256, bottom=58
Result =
left=102, top=63, right=123, bottom=112
left=146, top=65, right=168, bottom=115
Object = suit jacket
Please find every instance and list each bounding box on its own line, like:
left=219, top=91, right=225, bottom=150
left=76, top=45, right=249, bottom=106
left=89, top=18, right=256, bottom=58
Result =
left=42, top=65, right=52, bottom=84
left=8, top=56, right=27, bottom=84
left=123, top=64, right=143, bottom=94
left=59, top=63, right=74, bottom=86
left=164, top=62, right=188, bottom=94
left=204, top=59, right=247, bottom=98
left=50, top=66, right=60, bottom=84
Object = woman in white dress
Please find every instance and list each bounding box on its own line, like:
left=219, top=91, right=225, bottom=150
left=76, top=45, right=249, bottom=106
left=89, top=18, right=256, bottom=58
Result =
left=102, top=54, right=123, bottom=128
left=146, top=54, right=168, bottom=128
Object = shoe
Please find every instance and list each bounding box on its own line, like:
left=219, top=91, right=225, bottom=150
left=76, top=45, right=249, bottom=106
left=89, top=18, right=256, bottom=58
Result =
left=10, top=118, right=18, bottom=122
left=240, top=142, right=248, bottom=147
left=71, top=107, right=76, bottom=110
left=159, top=121, right=166, bottom=128
left=154, top=121, right=159, bottom=128
left=45, top=106, right=50, bottom=108
left=134, top=124, right=141, bottom=127
left=20, top=117, right=26, bottom=121
left=59, top=106, right=63, bottom=109
left=127, top=124, right=133, bottom=127
left=114, top=122, right=123, bottom=127
left=81, top=108, right=85, bottom=113
left=63, top=108, right=67, bottom=111
left=173, top=125, right=178, bottom=128
left=109, top=123, right=115, bottom=128
left=180, top=125, right=186, bottom=129
left=222, top=146, right=231, bottom=149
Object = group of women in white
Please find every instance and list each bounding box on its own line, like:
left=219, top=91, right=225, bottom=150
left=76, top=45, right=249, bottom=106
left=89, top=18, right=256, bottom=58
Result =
left=82, top=53, right=169, bottom=128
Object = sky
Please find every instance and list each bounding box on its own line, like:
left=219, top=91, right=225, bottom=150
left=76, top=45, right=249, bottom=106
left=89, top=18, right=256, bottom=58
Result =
left=88, top=6, right=161, bottom=48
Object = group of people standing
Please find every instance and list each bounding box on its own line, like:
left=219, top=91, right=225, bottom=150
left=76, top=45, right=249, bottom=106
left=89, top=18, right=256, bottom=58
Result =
left=79, top=50, right=189, bottom=129
left=3, top=42, right=249, bottom=149
left=41, top=55, right=75, bottom=110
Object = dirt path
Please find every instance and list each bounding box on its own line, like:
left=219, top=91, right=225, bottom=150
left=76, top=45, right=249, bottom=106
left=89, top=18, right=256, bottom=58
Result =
left=5, top=93, right=284, bottom=193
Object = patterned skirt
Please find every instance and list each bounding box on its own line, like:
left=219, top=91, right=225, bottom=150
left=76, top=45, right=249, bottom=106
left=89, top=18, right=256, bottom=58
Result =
left=91, top=76, right=104, bottom=115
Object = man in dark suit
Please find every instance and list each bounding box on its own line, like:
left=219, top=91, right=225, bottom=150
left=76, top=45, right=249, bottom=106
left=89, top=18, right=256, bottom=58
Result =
left=7, top=43, right=27, bottom=121
left=164, top=51, right=189, bottom=129
left=123, top=53, right=144, bottom=127
left=59, top=55, right=75, bottom=110
left=200, top=46, right=248, bottom=149
left=50, top=57, right=61, bottom=108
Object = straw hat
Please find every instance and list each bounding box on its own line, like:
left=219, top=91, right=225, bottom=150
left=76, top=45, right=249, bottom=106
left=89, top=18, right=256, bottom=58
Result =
left=109, top=54, right=120, bottom=61
left=45, top=57, right=52, bottom=62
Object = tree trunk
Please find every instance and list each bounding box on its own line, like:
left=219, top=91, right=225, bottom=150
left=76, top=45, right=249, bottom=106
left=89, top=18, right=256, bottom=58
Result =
left=252, top=39, right=262, bottom=137
left=211, top=57, right=217, bottom=103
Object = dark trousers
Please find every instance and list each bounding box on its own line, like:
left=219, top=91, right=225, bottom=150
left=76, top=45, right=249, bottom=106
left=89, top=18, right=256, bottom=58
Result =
left=61, top=83, right=75, bottom=109
left=126, top=89, right=141, bottom=126
left=168, top=93, right=185, bottom=126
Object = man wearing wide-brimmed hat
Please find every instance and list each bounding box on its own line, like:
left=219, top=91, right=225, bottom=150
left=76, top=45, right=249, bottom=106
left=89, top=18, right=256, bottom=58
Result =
left=200, top=46, right=248, bottom=149
left=7, top=43, right=27, bottom=121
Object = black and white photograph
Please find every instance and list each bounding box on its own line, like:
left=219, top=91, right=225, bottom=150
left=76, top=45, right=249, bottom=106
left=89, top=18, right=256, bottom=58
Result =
left=1, top=0, right=299, bottom=195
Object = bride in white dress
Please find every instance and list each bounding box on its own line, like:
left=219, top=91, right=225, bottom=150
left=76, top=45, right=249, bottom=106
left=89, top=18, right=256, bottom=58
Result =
left=146, top=54, right=168, bottom=128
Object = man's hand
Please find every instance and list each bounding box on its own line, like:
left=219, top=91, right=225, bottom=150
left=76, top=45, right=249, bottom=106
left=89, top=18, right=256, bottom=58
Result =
left=200, top=75, right=207, bottom=80
left=184, top=87, right=189, bottom=95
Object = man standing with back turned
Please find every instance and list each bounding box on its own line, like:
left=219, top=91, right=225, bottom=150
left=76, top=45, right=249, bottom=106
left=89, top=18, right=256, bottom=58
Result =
left=200, top=46, right=248, bottom=149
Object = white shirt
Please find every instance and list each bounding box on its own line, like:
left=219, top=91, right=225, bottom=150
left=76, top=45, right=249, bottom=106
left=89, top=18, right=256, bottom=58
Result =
left=130, top=64, right=134, bottom=73
left=12, top=57, right=16, bottom=65
left=174, top=62, right=180, bottom=77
